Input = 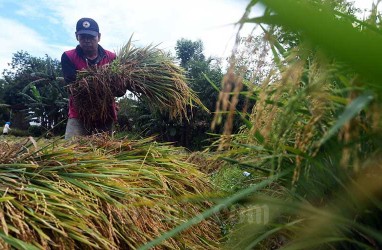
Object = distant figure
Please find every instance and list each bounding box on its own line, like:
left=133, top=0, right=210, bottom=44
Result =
left=2, top=122, right=11, bottom=135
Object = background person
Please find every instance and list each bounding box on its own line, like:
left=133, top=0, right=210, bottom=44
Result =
left=2, top=122, right=11, bottom=135
left=61, top=17, right=118, bottom=139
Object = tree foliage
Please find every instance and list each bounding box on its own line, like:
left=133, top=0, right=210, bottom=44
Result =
left=175, top=39, right=205, bottom=68
left=0, top=51, right=67, bottom=134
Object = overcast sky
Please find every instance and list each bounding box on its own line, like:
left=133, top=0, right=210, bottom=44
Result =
left=0, top=0, right=377, bottom=75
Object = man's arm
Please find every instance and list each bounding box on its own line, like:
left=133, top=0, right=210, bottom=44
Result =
left=61, top=53, right=77, bottom=84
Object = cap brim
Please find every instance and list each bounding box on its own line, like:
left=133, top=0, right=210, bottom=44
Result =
left=76, top=30, right=99, bottom=37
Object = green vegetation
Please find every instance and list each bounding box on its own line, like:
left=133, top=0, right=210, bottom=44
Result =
left=143, top=0, right=382, bottom=249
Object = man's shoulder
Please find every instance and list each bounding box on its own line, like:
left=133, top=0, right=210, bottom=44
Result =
left=61, top=48, right=77, bottom=60
left=105, top=49, right=116, bottom=59
left=99, top=45, right=116, bottom=58
left=63, top=48, right=78, bottom=55
left=104, top=49, right=116, bottom=55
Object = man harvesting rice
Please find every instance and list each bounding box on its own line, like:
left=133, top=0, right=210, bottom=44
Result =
left=61, top=17, right=124, bottom=139
left=61, top=18, right=204, bottom=140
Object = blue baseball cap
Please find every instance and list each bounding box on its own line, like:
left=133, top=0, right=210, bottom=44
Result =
left=76, top=17, right=99, bottom=37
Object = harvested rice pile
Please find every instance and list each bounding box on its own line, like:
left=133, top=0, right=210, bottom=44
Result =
left=70, top=38, right=202, bottom=131
left=0, top=136, right=220, bottom=249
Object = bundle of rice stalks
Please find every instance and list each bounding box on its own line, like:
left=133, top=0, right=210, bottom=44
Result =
left=0, top=137, right=37, bottom=164
left=0, top=136, right=220, bottom=249
left=70, top=37, right=203, bottom=131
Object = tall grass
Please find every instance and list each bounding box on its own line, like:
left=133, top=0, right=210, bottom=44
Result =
left=220, top=1, right=382, bottom=248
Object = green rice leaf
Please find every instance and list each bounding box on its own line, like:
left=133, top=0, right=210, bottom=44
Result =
left=318, top=92, right=373, bottom=146
left=0, top=233, right=40, bottom=250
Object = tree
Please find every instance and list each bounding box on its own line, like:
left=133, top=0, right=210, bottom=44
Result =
left=1, top=51, right=67, bottom=134
left=162, top=39, right=224, bottom=149
left=175, top=39, right=205, bottom=68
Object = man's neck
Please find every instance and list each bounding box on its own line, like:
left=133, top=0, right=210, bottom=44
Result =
left=84, top=51, right=98, bottom=60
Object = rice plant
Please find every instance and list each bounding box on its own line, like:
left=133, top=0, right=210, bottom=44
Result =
left=143, top=0, right=382, bottom=249
left=217, top=1, right=382, bottom=249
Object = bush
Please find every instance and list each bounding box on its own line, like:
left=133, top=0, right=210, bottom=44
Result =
left=211, top=165, right=253, bottom=193
left=8, top=128, right=29, bottom=137
left=28, top=125, right=44, bottom=137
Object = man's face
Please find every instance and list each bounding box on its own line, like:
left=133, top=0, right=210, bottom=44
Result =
left=77, top=34, right=100, bottom=52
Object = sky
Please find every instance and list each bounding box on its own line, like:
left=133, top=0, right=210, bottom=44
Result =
left=0, top=0, right=378, bottom=75
left=0, top=0, right=250, bottom=74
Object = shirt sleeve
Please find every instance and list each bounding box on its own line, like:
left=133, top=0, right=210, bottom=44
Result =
left=61, top=52, right=77, bottom=84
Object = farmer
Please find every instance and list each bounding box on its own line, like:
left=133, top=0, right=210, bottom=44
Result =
left=2, top=122, right=11, bottom=135
left=61, top=17, right=120, bottom=139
